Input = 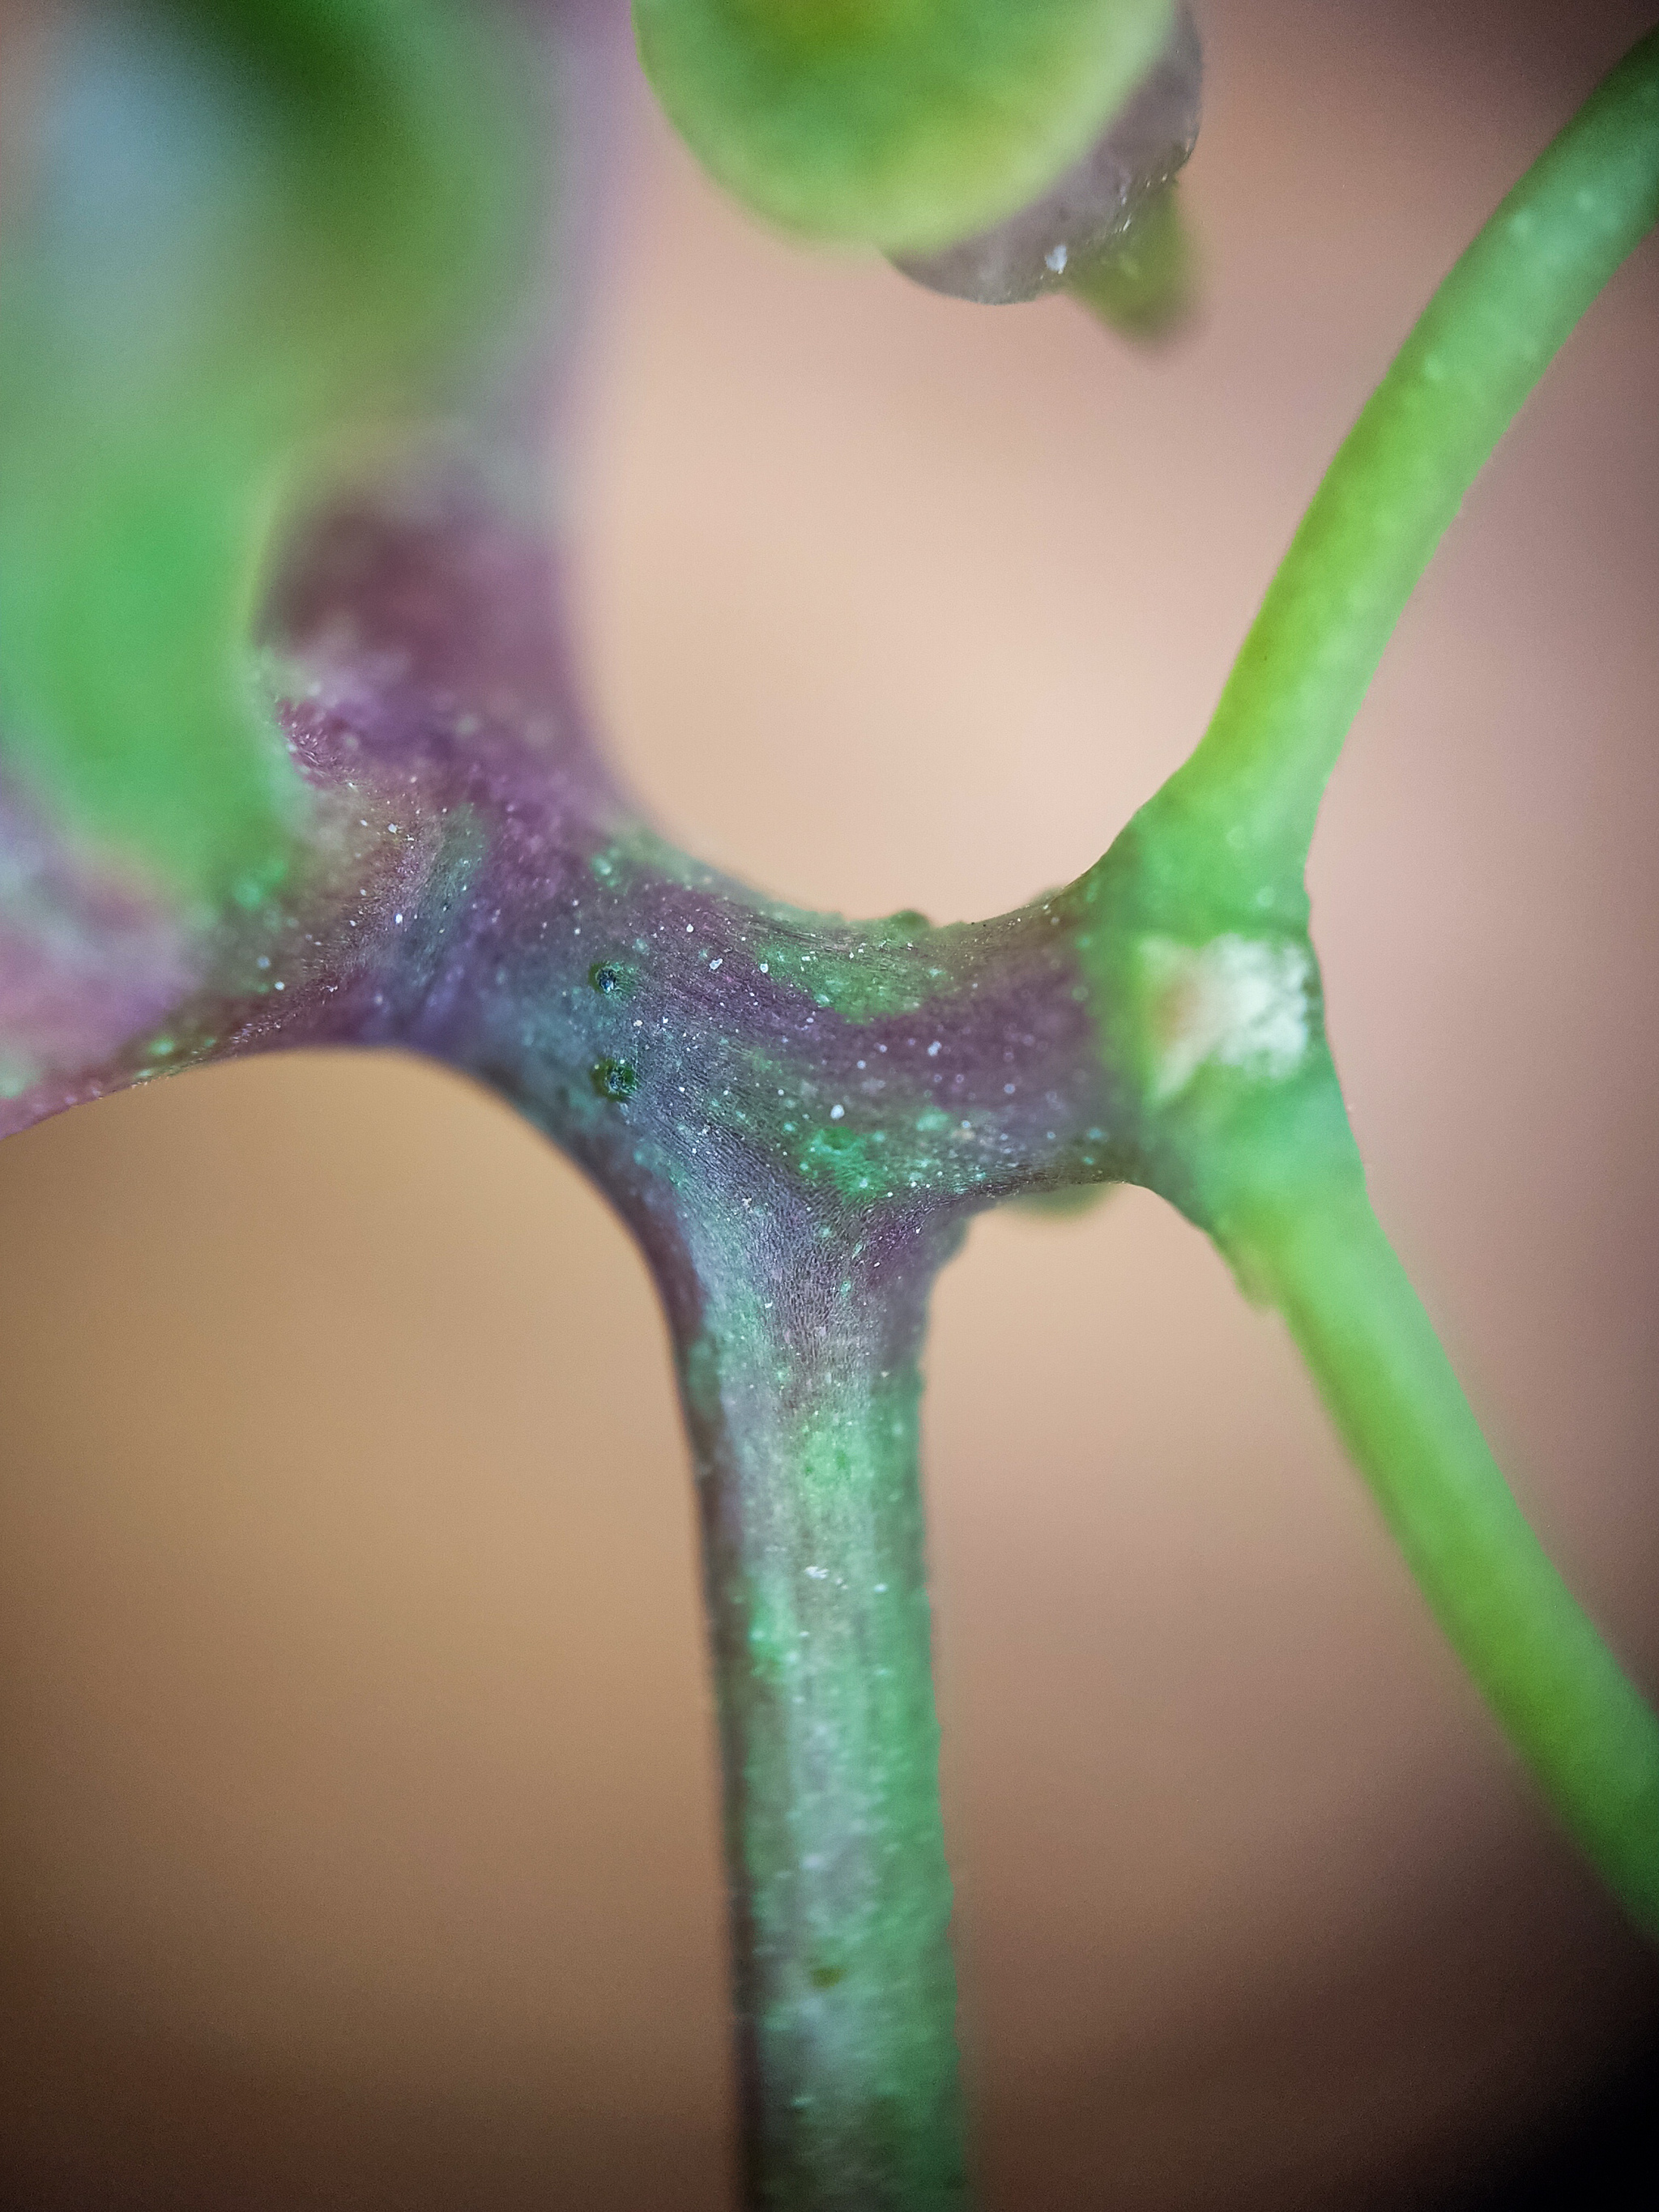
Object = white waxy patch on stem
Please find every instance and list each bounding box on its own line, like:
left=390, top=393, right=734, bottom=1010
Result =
left=1141, top=934, right=1312, bottom=1101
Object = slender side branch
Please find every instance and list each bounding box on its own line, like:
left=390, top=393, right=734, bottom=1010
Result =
left=1064, top=25, right=1659, bottom=1940
left=1219, top=1142, right=1659, bottom=1937
left=1148, top=26, right=1659, bottom=906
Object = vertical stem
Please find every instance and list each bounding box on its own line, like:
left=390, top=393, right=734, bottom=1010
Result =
left=671, top=1221, right=969, bottom=2210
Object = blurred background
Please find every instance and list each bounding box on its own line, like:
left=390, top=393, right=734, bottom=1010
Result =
left=2, top=0, right=1657, bottom=2204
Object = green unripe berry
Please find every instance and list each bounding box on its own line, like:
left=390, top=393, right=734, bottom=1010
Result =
left=632, top=0, right=1175, bottom=254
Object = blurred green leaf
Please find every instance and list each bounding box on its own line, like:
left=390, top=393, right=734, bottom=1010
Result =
left=0, top=0, right=539, bottom=914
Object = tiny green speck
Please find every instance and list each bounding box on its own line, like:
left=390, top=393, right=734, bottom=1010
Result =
left=591, top=1056, right=639, bottom=1102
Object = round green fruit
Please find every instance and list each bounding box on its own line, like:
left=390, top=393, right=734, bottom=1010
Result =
left=633, top=0, right=1175, bottom=254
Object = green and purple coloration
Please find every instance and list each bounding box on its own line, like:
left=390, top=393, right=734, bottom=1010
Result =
left=2, top=5, right=1658, bottom=2206
left=4, top=465, right=1124, bottom=2204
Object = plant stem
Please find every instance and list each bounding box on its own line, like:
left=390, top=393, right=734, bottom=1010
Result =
left=1085, top=23, right=1659, bottom=1939
left=670, top=1220, right=970, bottom=2210
left=1147, top=25, right=1659, bottom=901
left=1216, top=1137, right=1659, bottom=1938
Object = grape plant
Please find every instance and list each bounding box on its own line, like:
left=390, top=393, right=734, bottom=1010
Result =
left=0, top=3, right=1655, bottom=2206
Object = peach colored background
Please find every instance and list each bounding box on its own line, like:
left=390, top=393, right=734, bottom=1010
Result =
left=2, top=2, right=1657, bottom=2205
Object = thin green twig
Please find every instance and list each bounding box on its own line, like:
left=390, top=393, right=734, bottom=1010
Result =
left=1149, top=24, right=1659, bottom=902
left=1221, top=1143, right=1659, bottom=1937
left=1098, top=25, right=1659, bottom=1934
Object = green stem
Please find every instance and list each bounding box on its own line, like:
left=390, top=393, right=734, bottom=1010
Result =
left=1098, top=22, right=1659, bottom=1938
left=1218, top=1143, right=1659, bottom=1937
left=1149, top=25, right=1659, bottom=900
left=672, top=1228, right=969, bottom=2210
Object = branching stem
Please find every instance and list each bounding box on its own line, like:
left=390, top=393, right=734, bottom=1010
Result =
left=1096, top=25, right=1659, bottom=1937
left=3, top=19, right=1658, bottom=2210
